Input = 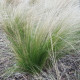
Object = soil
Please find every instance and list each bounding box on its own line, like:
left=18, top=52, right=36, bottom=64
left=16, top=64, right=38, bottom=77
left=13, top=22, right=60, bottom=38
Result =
left=0, top=27, right=80, bottom=80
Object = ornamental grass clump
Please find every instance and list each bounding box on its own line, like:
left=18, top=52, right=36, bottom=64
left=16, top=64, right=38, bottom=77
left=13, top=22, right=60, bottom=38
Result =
left=0, top=0, right=80, bottom=75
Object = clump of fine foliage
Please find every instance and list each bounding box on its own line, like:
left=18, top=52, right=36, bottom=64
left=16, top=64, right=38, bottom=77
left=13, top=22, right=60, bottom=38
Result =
left=0, top=0, right=80, bottom=74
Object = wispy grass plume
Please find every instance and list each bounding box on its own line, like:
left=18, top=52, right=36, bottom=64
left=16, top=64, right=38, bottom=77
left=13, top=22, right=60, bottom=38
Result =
left=0, top=0, right=80, bottom=75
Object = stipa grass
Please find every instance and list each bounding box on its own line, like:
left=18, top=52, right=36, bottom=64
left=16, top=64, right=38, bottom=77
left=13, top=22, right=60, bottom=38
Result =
left=0, top=0, right=80, bottom=74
